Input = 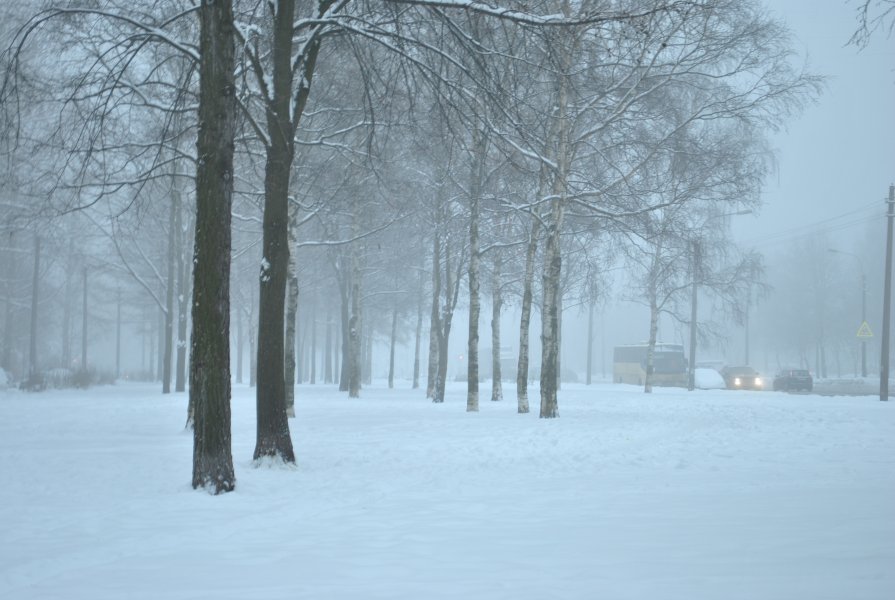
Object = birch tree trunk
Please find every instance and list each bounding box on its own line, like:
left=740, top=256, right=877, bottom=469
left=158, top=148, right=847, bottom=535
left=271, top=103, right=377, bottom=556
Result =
left=413, top=269, right=424, bottom=390
left=644, top=296, right=659, bottom=394
left=190, top=0, right=236, bottom=493
left=61, top=252, right=72, bottom=368
left=491, top=254, right=503, bottom=401
left=27, top=234, right=40, bottom=386
left=539, top=50, right=571, bottom=419
left=348, top=248, right=362, bottom=398
left=163, top=180, right=177, bottom=394
left=466, top=130, right=487, bottom=413
left=175, top=193, right=188, bottom=393
left=324, top=303, right=333, bottom=384
left=516, top=218, right=540, bottom=414
left=427, top=230, right=442, bottom=400
left=310, top=298, right=317, bottom=384
left=586, top=300, right=594, bottom=385
left=338, top=265, right=350, bottom=391
left=434, top=241, right=457, bottom=404
left=539, top=198, right=565, bottom=418
left=388, top=302, right=398, bottom=388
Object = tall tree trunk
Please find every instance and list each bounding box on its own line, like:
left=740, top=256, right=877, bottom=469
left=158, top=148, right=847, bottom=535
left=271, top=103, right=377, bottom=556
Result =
left=156, top=305, right=164, bottom=382
left=348, top=249, right=362, bottom=398
left=388, top=302, right=398, bottom=389
left=539, top=200, right=564, bottom=418
left=434, top=241, right=458, bottom=404
left=324, top=303, right=333, bottom=384
left=466, top=130, right=486, bottom=413
left=586, top=300, right=594, bottom=385
left=644, top=297, right=659, bottom=394
left=3, top=233, right=17, bottom=375
left=363, top=320, right=373, bottom=386
left=175, top=189, right=189, bottom=393
left=61, top=253, right=72, bottom=368
left=338, top=266, right=350, bottom=391
left=412, top=270, right=423, bottom=390
left=81, top=267, right=88, bottom=374
left=539, top=50, right=571, bottom=419
left=284, top=274, right=298, bottom=415
left=191, top=0, right=236, bottom=493
left=115, top=289, right=121, bottom=379
left=149, top=306, right=156, bottom=380
left=27, top=234, right=40, bottom=386
left=556, top=290, right=563, bottom=391
left=235, top=300, right=243, bottom=384
left=162, top=183, right=177, bottom=393
left=310, top=296, right=317, bottom=384
left=427, top=231, right=442, bottom=400
left=491, top=254, right=503, bottom=401
left=253, top=0, right=300, bottom=463
left=516, top=218, right=540, bottom=414
left=284, top=203, right=299, bottom=417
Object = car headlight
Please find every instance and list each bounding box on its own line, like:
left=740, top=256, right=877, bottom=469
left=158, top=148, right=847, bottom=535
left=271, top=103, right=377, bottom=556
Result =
left=734, top=377, right=741, bottom=386
left=755, top=377, right=762, bottom=386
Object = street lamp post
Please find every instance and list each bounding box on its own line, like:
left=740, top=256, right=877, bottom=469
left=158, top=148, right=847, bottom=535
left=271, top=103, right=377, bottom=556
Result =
left=828, top=248, right=867, bottom=378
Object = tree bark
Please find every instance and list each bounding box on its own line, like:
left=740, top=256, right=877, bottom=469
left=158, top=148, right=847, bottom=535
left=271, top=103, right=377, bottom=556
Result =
left=61, top=252, right=72, bottom=369
left=539, top=199, right=564, bottom=418
left=191, top=0, right=236, bottom=494
left=324, top=303, right=333, bottom=384
left=427, top=230, right=442, bottom=400
left=284, top=203, right=299, bottom=417
left=412, top=269, right=424, bottom=390
left=516, top=218, right=540, bottom=414
left=348, top=248, right=362, bottom=398
left=491, top=253, right=503, bottom=401
left=586, top=300, right=594, bottom=385
left=388, top=302, right=398, bottom=388
left=81, top=267, right=88, bottom=374
left=338, top=263, right=350, bottom=391
left=310, top=296, right=317, bottom=384
left=175, top=191, right=188, bottom=393
left=466, top=130, right=487, bottom=413
left=27, top=234, right=40, bottom=385
left=163, top=184, right=177, bottom=394
left=254, top=0, right=304, bottom=462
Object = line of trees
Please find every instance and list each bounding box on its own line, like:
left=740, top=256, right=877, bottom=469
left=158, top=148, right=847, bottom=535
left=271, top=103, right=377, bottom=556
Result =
left=1, top=0, right=819, bottom=493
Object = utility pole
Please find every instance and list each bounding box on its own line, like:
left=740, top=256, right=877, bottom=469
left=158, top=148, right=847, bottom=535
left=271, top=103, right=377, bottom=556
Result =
left=861, top=272, right=867, bottom=378
left=688, top=239, right=699, bottom=391
left=880, top=184, right=894, bottom=402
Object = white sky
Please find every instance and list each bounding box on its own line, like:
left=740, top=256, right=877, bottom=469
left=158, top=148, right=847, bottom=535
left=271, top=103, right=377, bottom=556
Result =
left=734, top=0, right=895, bottom=249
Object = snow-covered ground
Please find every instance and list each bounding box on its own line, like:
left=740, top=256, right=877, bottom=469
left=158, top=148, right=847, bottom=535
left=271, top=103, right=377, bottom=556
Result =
left=1, top=380, right=893, bottom=599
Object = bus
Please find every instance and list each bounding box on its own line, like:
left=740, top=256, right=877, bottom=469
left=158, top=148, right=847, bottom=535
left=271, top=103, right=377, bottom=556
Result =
left=612, top=343, right=687, bottom=387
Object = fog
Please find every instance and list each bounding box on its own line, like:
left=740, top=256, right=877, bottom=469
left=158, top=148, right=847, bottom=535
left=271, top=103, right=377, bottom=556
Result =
left=0, top=0, right=893, bottom=392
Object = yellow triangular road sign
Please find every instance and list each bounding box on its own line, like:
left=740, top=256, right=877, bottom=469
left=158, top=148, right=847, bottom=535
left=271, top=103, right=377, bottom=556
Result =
left=857, top=321, right=874, bottom=338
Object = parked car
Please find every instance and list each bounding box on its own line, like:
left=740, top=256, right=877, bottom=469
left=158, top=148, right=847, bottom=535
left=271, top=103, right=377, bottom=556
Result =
left=773, top=368, right=813, bottom=392
left=720, top=366, right=764, bottom=390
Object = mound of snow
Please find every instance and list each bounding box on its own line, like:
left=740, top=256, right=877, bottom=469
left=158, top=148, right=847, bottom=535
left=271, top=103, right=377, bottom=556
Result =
left=695, top=367, right=725, bottom=389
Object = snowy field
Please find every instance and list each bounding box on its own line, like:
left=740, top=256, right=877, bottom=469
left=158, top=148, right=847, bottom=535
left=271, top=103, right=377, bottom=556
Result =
left=1, top=380, right=894, bottom=600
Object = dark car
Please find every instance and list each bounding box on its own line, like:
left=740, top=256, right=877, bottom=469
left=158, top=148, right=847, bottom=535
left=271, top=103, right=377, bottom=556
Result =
left=720, top=366, right=764, bottom=390
left=773, top=368, right=813, bottom=392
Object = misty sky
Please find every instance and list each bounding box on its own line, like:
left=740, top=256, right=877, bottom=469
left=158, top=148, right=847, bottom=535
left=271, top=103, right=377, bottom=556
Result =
left=734, top=0, right=895, bottom=247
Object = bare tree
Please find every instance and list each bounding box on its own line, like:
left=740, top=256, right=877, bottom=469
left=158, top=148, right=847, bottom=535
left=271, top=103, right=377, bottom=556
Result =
left=190, top=0, right=236, bottom=494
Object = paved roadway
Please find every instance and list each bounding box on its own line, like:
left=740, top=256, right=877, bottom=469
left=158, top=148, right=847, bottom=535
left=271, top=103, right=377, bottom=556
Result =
left=795, top=379, right=886, bottom=398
